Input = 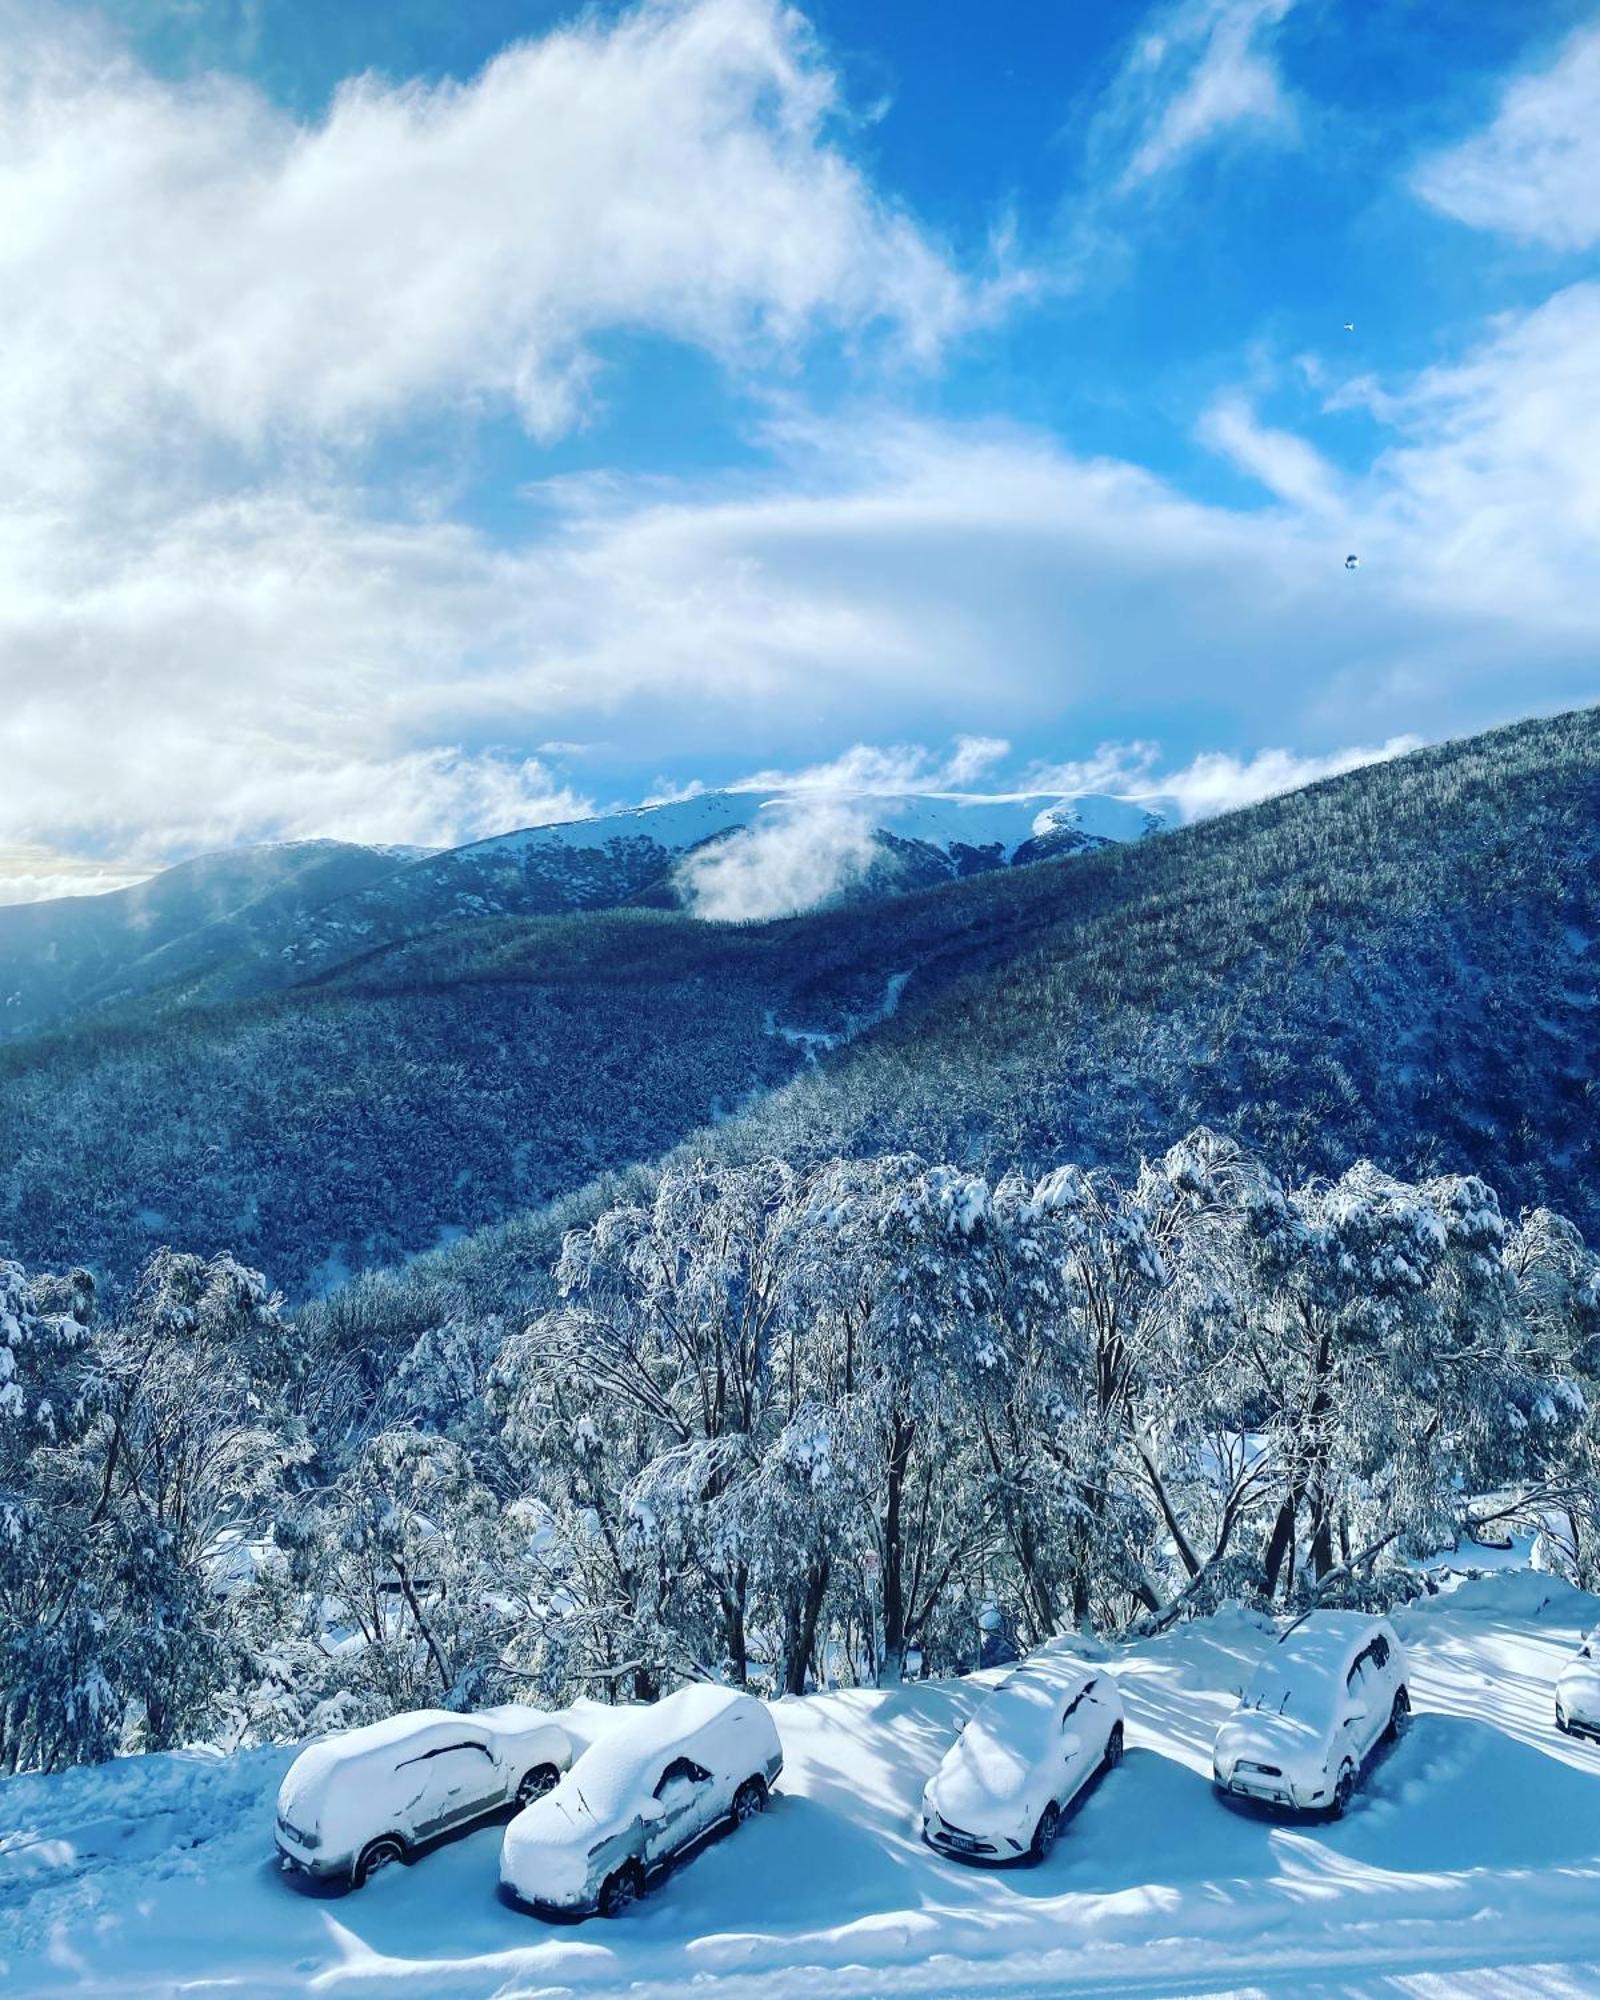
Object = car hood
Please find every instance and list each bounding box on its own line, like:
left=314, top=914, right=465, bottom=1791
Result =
left=925, top=1737, right=1039, bottom=1834
left=1558, top=1659, right=1600, bottom=1714
left=1215, top=1704, right=1327, bottom=1776
left=501, top=1787, right=617, bottom=1897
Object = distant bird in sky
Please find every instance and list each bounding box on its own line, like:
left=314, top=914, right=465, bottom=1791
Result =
left=1345, top=553, right=1360, bottom=570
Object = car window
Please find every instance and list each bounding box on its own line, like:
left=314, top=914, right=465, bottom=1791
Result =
left=653, top=1756, right=711, bottom=1797
left=1371, top=1635, right=1390, bottom=1669
left=395, top=1738, right=492, bottom=1770
left=1346, top=1657, right=1370, bottom=1696
left=1061, top=1690, right=1085, bottom=1724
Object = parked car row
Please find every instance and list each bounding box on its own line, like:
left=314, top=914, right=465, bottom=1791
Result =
left=920, top=1610, right=1411, bottom=1865
left=274, top=1684, right=782, bottom=1915
left=274, top=1608, right=1600, bottom=1914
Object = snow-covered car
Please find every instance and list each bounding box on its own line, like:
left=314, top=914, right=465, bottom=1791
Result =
left=1212, top=1612, right=1409, bottom=1817
left=499, top=1684, right=782, bottom=1917
left=1555, top=1631, right=1600, bottom=1740
left=275, top=1705, right=574, bottom=1888
left=921, top=1657, right=1125, bottom=1864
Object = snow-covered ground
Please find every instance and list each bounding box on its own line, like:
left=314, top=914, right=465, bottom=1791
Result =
left=4, top=1571, right=1600, bottom=1999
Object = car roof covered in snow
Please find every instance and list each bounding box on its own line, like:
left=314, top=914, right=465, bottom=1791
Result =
left=1245, top=1612, right=1390, bottom=1703
left=277, top=1710, right=487, bottom=1827
left=552, top=1685, right=772, bottom=1823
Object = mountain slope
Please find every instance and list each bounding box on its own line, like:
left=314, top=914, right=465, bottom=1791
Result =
left=0, top=841, right=420, bottom=1039
left=0, top=709, right=1594, bottom=1296
left=0, top=791, right=1167, bottom=1041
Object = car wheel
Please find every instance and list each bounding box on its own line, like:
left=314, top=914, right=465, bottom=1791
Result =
left=516, top=1763, right=561, bottom=1807
left=732, top=1776, right=767, bottom=1824
left=1029, top=1801, right=1061, bottom=1862
left=1330, top=1763, right=1356, bottom=1819
left=1103, top=1722, right=1125, bottom=1771
left=598, top=1862, right=644, bottom=1918
left=1387, top=1688, right=1411, bottom=1742
left=353, top=1836, right=405, bottom=1887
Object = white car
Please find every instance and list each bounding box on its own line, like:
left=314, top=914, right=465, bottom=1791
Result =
left=275, top=1704, right=573, bottom=1888
left=1555, top=1631, right=1600, bottom=1740
left=921, top=1658, right=1125, bottom=1864
left=1213, top=1612, right=1409, bottom=1817
left=500, top=1684, right=783, bottom=1918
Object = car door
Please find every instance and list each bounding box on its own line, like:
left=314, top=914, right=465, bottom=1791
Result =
left=406, top=1739, right=505, bottom=1839
left=643, top=1755, right=715, bottom=1867
left=1058, top=1685, right=1094, bottom=1803
left=1341, top=1649, right=1380, bottom=1760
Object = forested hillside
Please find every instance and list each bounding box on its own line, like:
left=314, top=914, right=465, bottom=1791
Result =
left=0, top=707, right=1595, bottom=1296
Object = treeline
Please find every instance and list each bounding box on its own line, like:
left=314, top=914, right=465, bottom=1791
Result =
left=4, top=1131, right=1597, bottom=1774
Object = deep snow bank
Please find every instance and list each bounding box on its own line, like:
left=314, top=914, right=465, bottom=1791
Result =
left=4, top=1572, right=1600, bottom=1999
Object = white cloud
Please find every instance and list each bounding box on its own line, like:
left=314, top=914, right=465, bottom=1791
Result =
left=676, top=796, right=879, bottom=919
left=0, top=0, right=971, bottom=491
left=728, top=736, right=1012, bottom=796
left=1414, top=20, right=1600, bottom=251
left=1197, top=393, right=1344, bottom=515
left=0, top=0, right=982, bottom=869
left=1093, top=0, right=1300, bottom=195
left=0, top=846, right=155, bottom=906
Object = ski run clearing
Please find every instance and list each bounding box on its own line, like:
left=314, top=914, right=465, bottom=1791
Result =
left=4, top=1570, right=1600, bottom=2000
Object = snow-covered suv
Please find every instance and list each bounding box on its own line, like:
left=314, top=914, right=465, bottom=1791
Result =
left=275, top=1705, right=574, bottom=1888
left=1556, top=1631, right=1600, bottom=1740
left=500, top=1685, right=782, bottom=1917
left=1213, top=1612, right=1410, bottom=1817
left=922, top=1657, right=1125, bottom=1864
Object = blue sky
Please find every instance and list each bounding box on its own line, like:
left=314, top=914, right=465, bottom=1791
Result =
left=1, top=0, right=1598, bottom=895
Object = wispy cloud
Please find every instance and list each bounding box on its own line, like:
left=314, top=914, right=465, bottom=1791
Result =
left=1025, top=736, right=1424, bottom=819
left=1413, top=20, right=1600, bottom=251
left=1091, top=0, right=1300, bottom=196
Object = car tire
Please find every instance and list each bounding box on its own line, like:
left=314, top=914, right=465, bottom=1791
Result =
left=1330, top=1762, right=1356, bottom=1819
left=1103, top=1722, right=1125, bottom=1771
left=1556, top=1704, right=1571, bottom=1735
left=598, top=1862, right=645, bottom=1918
left=515, top=1763, right=561, bottom=1807
left=1029, top=1800, right=1061, bottom=1862
left=732, top=1776, right=767, bottom=1825
left=353, top=1836, right=406, bottom=1888
left=1386, top=1688, right=1411, bottom=1742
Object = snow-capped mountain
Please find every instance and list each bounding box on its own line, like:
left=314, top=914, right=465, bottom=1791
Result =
left=281, top=787, right=1173, bottom=969
left=0, top=789, right=1169, bottom=1039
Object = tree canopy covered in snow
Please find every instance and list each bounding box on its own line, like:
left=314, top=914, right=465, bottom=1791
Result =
left=3, top=1132, right=1599, bottom=1772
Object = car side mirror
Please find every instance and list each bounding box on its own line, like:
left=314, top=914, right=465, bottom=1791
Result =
left=1061, top=1732, right=1083, bottom=1757
left=639, top=1798, right=665, bottom=1823
left=1343, top=1703, right=1368, bottom=1725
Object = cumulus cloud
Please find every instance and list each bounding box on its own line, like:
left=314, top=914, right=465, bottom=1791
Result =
left=0, top=0, right=971, bottom=486
left=1091, top=0, right=1300, bottom=195
left=0, top=0, right=980, bottom=869
left=676, top=797, right=879, bottom=920
left=1414, top=20, right=1600, bottom=251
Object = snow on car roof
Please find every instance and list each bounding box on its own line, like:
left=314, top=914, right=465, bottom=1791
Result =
left=559, top=1684, right=757, bottom=1820
left=1245, top=1612, right=1382, bottom=1705
left=961, top=1659, right=1095, bottom=1756
left=277, top=1709, right=473, bottom=1821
